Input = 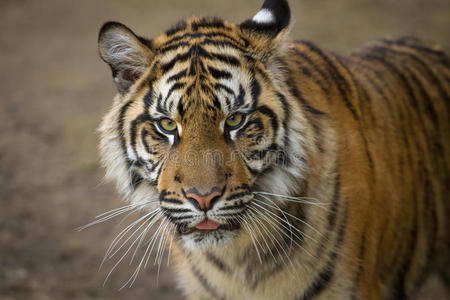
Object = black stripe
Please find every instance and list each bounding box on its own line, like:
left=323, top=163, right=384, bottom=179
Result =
left=215, top=83, right=235, bottom=97
left=300, top=41, right=359, bottom=120
left=292, top=46, right=331, bottom=94
left=235, top=84, right=246, bottom=107
left=165, top=82, right=185, bottom=103
left=219, top=202, right=246, bottom=210
left=143, top=87, right=154, bottom=109
left=210, top=52, right=241, bottom=66
left=349, top=58, right=410, bottom=169
left=202, top=38, right=247, bottom=53
left=158, top=41, right=190, bottom=54
left=191, top=265, right=225, bottom=300
left=191, top=17, right=229, bottom=31
left=164, top=31, right=244, bottom=48
left=160, top=198, right=183, bottom=205
left=225, top=191, right=251, bottom=201
left=165, top=21, right=187, bottom=36
left=276, top=92, right=291, bottom=151
left=289, top=82, right=326, bottom=115
left=130, top=114, right=151, bottom=156
left=317, top=170, right=340, bottom=257
left=298, top=203, right=348, bottom=300
left=351, top=233, right=366, bottom=300
left=284, top=75, right=326, bottom=152
left=140, top=128, right=159, bottom=155
left=130, top=169, right=144, bottom=189
left=167, top=215, right=196, bottom=222
left=160, top=49, right=193, bottom=73
left=118, top=100, right=134, bottom=166
left=361, top=51, right=435, bottom=157
left=383, top=45, right=444, bottom=130
left=335, top=57, right=375, bottom=173
left=159, top=190, right=183, bottom=204
left=389, top=38, right=449, bottom=65
left=242, top=159, right=260, bottom=176
left=162, top=208, right=192, bottom=213
left=257, top=105, right=279, bottom=134
left=208, top=66, right=232, bottom=79
left=236, top=117, right=264, bottom=139
left=204, top=252, right=232, bottom=274
left=389, top=40, right=448, bottom=101
left=167, top=69, right=188, bottom=83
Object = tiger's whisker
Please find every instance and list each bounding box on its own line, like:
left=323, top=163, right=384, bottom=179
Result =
left=253, top=192, right=328, bottom=209
left=118, top=212, right=165, bottom=290
left=76, top=200, right=156, bottom=231
left=105, top=209, right=160, bottom=262
left=104, top=213, right=161, bottom=288
left=247, top=208, right=290, bottom=266
left=252, top=199, right=321, bottom=254
left=166, top=228, right=174, bottom=266
left=246, top=209, right=279, bottom=263
left=143, top=218, right=170, bottom=269
left=241, top=217, right=263, bottom=264
left=247, top=205, right=313, bottom=260
left=101, top=210, right=155, bottom=269
left=255, top=195, right=324, bottom=239
left=128, top=211, right=163, bottom=265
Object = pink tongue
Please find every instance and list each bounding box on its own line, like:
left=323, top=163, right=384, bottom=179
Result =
left=195, top=219, right=220, bottom=230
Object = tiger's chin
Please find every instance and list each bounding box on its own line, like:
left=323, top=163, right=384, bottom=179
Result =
left=177, top=224, right=241, bottom=250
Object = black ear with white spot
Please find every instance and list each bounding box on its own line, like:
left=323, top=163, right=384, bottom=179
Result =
left=240, top=0, right=290, bottom=37
left=98, top=22, right=154, bottom=94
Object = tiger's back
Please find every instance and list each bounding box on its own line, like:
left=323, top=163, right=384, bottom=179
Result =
left=348, top=37, right=450, bottom=297
left=260, top=36, right=450, bottom=299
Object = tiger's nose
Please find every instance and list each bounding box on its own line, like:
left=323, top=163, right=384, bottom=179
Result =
left=185, top=188, right=223, bottom=210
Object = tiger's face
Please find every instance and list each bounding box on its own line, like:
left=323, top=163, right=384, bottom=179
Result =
left=139, top=53, right=272, bottom=248
left=98, top=9, right=304, bottom=249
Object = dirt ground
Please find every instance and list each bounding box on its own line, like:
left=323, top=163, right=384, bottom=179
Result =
left=0, top=0, right=449, bottom=299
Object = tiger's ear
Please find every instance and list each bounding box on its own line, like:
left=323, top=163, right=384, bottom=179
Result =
left=98, top=22, right=154, bottom=94
left=239, top=0, right=291, bottom=59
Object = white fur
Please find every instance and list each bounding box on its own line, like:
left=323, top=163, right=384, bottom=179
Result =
left=252, top=9, right=275, bottom=24
left=100, top=31, right=148, bottom=75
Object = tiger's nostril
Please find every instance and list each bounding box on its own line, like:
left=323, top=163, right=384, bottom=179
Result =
left=184, top=188, right=223, bottom=210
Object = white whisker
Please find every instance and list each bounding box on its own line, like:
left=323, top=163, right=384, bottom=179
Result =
left=118, top=212, right=165, bottom=290
left=241, top=217, right=263, bottom=263
left=256, top=195, right=324, bottom=239
left=251, top=199, right=319, bottom=258
left=253, top=191, right=328, bottom=209
left=247, top=208, right=289, bottom=266
left=103, top=209, right=160, bottom=266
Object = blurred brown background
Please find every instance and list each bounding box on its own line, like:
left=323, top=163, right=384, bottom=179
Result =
left=0, top=0, right=449, bottom=299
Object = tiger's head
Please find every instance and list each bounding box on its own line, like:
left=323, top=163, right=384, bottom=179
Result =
left=98, top=0, right=307, bottom=249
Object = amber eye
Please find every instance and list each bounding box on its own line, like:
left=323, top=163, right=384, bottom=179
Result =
left=158, top=118, right=177, bottom=133
left=225, top=113, right=245, bottom=129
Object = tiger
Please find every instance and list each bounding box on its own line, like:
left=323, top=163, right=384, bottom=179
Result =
left=95, top=0, right=450, bottom=299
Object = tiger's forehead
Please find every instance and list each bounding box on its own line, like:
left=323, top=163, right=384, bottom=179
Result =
left=140, top=17, right=259, bottom=122
left=153, top=17, right=248, bottom=51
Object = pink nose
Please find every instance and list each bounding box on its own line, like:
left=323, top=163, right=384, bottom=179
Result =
left=186, top=191, right=222, bottom=209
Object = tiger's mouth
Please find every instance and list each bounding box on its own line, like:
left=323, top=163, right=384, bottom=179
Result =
left=177, top=218, right=241, bottom=235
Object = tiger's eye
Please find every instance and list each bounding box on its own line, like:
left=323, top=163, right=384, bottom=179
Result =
left=225, top=113, right=244, bottom=128
left=159, top=118, right=177, bottom=132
